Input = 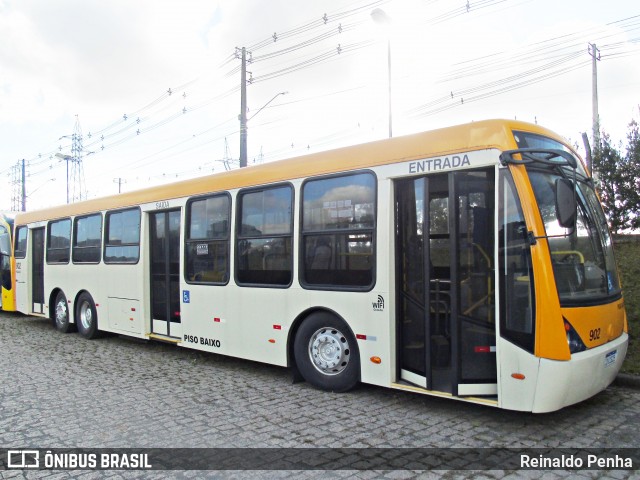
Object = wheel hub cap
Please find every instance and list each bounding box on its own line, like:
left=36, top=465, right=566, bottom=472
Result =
left=56, top=301, right=67, bottom=323
left=309, top=328, right=350, bottom=375
left=80, top=303, right=92, bottom=329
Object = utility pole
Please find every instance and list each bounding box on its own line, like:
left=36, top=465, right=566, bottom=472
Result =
left=589, top=43, right=601, bottom=152
left=239, top=47, right=248, bottom=168
left=113, top=177, right=126, bottom=193
left=236, top=47, right=285, bottom=168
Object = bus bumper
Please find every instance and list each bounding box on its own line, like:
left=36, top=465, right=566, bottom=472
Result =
left=532, top=332, right=629, bottom=413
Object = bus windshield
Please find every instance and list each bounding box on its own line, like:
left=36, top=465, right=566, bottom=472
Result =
left=513, top=132, right=622, bottom=305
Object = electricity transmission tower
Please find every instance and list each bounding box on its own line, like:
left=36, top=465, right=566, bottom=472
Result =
left=69, top=116, right=87, bottom=202
left=253, top=146, right=264, bottom=165
left=221, top=137, right=238, bottom=171
left=10, top=160, right=26, bottom=211
left=57, top=115, right=87, bottom=203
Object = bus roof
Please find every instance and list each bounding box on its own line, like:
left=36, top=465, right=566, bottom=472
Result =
left=15, top=119, right=568, bottom=225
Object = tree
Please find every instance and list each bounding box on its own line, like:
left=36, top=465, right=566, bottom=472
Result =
left=592, top=118, right=640, bottom=233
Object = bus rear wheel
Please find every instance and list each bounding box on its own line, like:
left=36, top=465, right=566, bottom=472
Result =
left=294, top=312, right=360, bottom=393
left=53, top=291, right=75, bottom=333
left=76, top=293, right=100, bottom=339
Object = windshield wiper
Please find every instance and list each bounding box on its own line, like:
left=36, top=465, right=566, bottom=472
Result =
left=499, top=148, right=577, bottom=168
left=500, top=148, right=594, bottom=184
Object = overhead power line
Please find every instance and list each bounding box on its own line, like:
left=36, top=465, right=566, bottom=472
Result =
left=9, top=2, right=640, bottom=201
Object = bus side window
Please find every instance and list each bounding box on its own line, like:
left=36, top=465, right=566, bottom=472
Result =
left=73, top=213, right=102, bottom=263
left=236, top=185, right=293, bottom=286
left=47, top=218, right=71, bottom=264
left=104, top=208, right=141, bottom=264
left=301, top=172, right=376, bottom=289
left=185, top=193, right=231, bottom=284
left=14, top=226, right=28, bottom=259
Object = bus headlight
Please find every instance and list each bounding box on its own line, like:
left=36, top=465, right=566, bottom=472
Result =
left=564, top=319, right=586, bottom=354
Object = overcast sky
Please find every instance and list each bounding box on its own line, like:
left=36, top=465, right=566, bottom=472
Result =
left=1, top=0, right=639, bottom=211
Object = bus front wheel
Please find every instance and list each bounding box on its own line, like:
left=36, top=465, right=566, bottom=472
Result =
left=76, top=293, right=100, bottom=339
left=294, top=312, right=360, bottom=393
left=53, top=291, right=75, bottom=333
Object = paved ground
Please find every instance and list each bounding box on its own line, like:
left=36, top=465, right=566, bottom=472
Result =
left=0, top=311, right=639, bottom=479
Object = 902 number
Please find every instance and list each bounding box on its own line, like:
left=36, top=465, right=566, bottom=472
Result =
left=589, top=328, right=601, bottom=341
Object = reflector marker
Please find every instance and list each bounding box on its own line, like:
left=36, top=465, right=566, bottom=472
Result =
left=213, top=317, right=226, bottom=323
left=474, top=346, right=496, bottom=353
left=273, top=325, right=282, bottom=330
left=356, top=334, right=377, bottom=341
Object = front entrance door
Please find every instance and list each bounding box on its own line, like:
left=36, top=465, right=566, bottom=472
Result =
left=150, top=210, right=181, bottom=338
left=395, top=168, right=497, bottom=397
left=31, top=227, right=45, bottom=314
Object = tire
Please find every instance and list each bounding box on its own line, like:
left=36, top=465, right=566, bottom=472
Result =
left=53, top=291, right=75, bottom=333
left=76, top=292, right=100, bottom=339
left=293, top=312, right=360, bottom=393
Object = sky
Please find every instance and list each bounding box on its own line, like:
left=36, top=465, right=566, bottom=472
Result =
left=1, top=0, right=639, bottom=211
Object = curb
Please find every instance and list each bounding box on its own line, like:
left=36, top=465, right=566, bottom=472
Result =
left=613, top=373, right=640, bottom=389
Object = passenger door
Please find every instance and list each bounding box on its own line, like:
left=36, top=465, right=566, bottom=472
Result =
left=395, top=168, right=497, bottom=397
left=149, top=209, right=182, bottom=338
left=31, top=227, right=45, bottom=314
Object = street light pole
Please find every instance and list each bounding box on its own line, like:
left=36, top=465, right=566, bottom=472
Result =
left=248, top=91, right=288, bottom=122
left=239, top=91, right=288, bottom=168
left=55, top=152, right=73, bottom=204
left=371, top=8, right=392, bottom=138
left=386, top=36, right=392, bottom=138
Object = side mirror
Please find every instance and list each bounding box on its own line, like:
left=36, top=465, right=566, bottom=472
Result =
left=555, top=178, right=576, bottom=229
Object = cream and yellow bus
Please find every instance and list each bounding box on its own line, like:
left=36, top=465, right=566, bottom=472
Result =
left=1, top=211, right=17, bottom=312
left=13, top=119, right=628, bottom=412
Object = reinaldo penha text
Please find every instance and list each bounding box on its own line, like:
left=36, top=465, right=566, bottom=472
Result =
left=521, top=453, right=633, bottom=469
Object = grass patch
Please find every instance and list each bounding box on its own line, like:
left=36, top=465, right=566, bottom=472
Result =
left=615, top=237, right=640, bottom=375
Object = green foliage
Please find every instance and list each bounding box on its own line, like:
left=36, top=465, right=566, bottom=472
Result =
left=593, top=118, right=640, bottom=233
left=615, top=238, right=640, bottom=375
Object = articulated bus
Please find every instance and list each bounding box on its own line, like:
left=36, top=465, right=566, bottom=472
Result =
left=1, top=211, right=17, bottom=311
left=13, top=119, right=628, bottom=412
